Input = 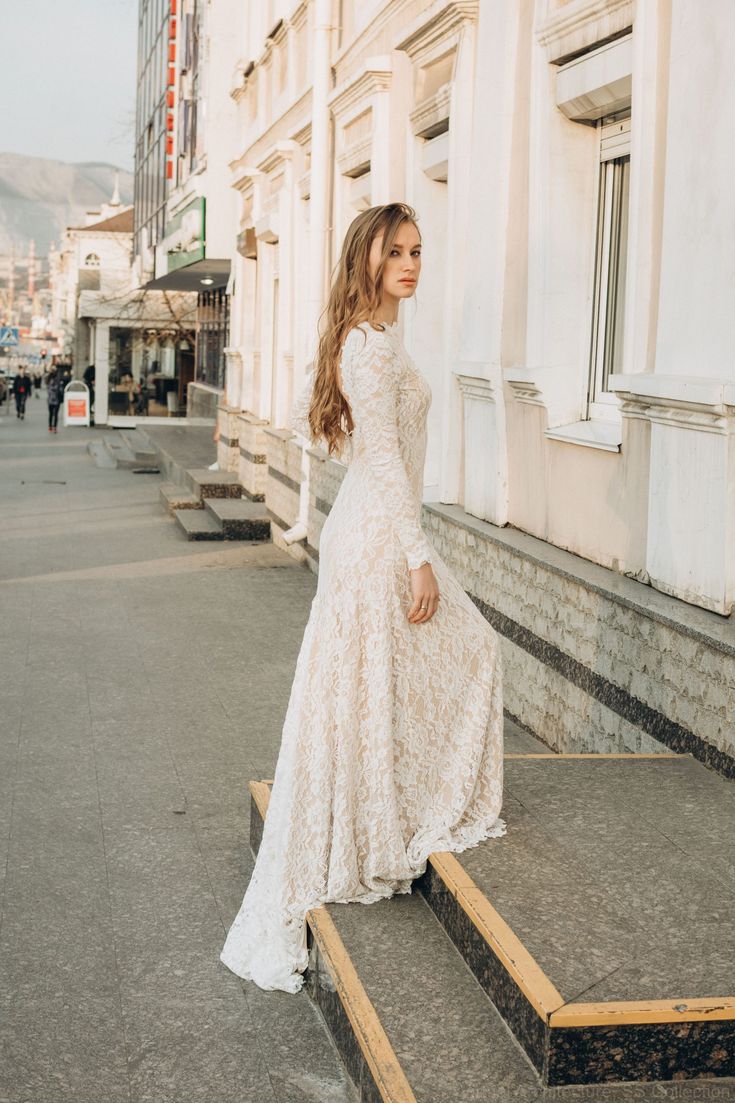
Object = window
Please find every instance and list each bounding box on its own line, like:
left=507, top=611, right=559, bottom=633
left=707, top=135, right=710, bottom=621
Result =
left=84, top=253, right=101, bottom=268
left=587, top=116, right=631, bottom=419
left=196, top=288, right=230, bottom=390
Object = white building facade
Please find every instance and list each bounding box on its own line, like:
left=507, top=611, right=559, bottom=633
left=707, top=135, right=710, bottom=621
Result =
left=212, top=0, right=733, bottom=777
left=50, top=193, right=197, bottom=424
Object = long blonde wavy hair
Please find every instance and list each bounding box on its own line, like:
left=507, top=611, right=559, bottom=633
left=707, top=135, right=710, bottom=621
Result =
left=307, top=202, right=419, bottom=458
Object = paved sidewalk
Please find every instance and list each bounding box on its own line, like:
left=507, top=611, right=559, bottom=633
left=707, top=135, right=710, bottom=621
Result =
left=0, top=409, right=355, bottom=1102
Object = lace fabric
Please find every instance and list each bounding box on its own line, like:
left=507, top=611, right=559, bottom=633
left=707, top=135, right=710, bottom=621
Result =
left=220, top=321, right=506, bottom=993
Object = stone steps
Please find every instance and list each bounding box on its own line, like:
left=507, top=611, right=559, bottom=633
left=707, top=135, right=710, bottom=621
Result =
left=118, top=429, right=158, bottom=464
left=159, top=482, right=201, bottom=514
left=247, top=754, right=735, bottom=1099
left=100, top=431, right=139, bottom=469
left=86, top=440, right=117, bottom=469
left=173, top=498, right=271, bottom=541
left=186, top=468, right=242, bottom=500
left=203, top=497, right=271, bottom=540
left=173, top=508, right=225, bottom=541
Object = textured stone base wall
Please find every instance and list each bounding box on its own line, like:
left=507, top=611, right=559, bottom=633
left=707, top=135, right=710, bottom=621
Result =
left=423, top=504, right=734, bottom=778
left=216, top=405, right=241, bottom=474
left=237, top=412, right=268, bottom=501
left=263, top=428, right=309, bottom=562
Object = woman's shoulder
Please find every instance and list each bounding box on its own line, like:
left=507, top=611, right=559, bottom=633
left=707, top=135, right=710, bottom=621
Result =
left=342, top=321, right=397, bottom=361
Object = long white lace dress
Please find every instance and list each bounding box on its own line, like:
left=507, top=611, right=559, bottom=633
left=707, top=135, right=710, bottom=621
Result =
left=220, top=319, right=506, bottom=993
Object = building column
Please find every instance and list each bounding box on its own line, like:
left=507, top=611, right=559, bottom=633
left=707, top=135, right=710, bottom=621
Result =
left=93, top=322, right=111, bottom=425
left=451, top=0, right=532, bottom=521
left=612, top=0, right=735, bottom=614
left=611, top=376, right=735, bottom=615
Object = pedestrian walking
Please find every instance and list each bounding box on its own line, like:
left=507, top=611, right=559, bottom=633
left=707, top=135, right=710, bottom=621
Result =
left=33, top=371, right=42, bottom=398
left=12, top=366, right=33, bottom=420
left=46, top=366, right=65, bottom=433
left=219, top=202, right=506, bottom=993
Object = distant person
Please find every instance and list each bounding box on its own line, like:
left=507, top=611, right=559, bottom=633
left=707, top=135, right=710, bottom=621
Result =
left=83, top=363, right=96, bottom=419
left=33, top=371, right=42, bottom=397
left=46, top=366, right=65, bottom=434
left=12, top=366, right=33, bottom=420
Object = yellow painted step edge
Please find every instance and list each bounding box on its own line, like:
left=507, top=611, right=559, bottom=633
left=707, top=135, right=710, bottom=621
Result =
left=503, top=753, right=685, bottom=759
left=428, top=853, right=735, bottom=1028
left=550, top=998, right=735, bottom=1027
left=256, top=775, right=733, bottom=1032
left=428, top=850, right=566, bottom=1019
left=249, top=780, right=417, bottom=1103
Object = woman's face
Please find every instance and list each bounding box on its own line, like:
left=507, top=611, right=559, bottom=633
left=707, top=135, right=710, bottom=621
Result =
left=368, top=221, right=422, bottom=304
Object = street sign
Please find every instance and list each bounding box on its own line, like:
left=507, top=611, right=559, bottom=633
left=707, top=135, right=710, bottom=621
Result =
left=0, top=327, right=20, bottom=348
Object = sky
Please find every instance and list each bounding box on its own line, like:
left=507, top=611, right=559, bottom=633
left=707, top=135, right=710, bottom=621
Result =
left=1, top=0, right=138, bottom=170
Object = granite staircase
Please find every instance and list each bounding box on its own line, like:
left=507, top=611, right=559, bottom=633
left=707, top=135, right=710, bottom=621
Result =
left=248, top=733, right=735, bottom=1102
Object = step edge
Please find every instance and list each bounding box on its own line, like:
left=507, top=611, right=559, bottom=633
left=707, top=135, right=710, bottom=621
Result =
left=255, top=776, right=735, bottom=1045
left=551, top=997, right=735, bottom=1027
left=249, top=781, right=417, bottom=1103
left=427, top=850, right=565, bottom=1020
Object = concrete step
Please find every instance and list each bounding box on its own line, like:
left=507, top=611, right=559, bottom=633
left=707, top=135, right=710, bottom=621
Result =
left=249, top=756, right=735, bottom=1098
left=186, top=467, right=242, bottom=500
left=173, top=508, right=224, bottom=541
left=119, top=429, right=158, bottom=464
left=424, top=753, right=735, bottom=1088
left=248, top=782, right=545, bottom=1103
left=101, top=431, right=139, bottom=469
left=86, top=440, right=117, bottom=469
left=203, top=497, right=271, bottom=540
left=159, top=482, right=202, bottom=514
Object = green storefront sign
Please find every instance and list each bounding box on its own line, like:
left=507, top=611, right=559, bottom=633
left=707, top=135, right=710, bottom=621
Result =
left=165, top=196, right=206, bottom=273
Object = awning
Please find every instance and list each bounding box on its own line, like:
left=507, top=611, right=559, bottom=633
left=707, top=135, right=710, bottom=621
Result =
left=144, top=258, right=231, bottom=292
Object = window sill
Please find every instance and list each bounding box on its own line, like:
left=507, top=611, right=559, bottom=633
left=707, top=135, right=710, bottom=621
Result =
left=544, top=419, right=621, bottom=452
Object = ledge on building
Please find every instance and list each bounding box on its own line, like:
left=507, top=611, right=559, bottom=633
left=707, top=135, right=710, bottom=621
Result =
left=423, top=501, right=734, bottom=654
left=544, top=419, right=621, bottom=451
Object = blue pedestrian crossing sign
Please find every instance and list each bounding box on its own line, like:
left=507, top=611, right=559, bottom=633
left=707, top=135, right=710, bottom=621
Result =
left=0, top=327, right=20, bottom=347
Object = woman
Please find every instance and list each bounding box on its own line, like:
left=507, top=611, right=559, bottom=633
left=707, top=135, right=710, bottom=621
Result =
left=46, top=366, right=65, bottom=433
left=220, top=202, right=506, bottom=993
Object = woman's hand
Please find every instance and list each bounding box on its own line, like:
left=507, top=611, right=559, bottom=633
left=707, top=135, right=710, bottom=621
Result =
left=407, top=562, right=440, bottom=624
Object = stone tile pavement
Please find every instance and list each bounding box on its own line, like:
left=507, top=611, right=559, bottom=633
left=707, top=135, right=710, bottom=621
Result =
left=0, top=410, right=356, bottom=1102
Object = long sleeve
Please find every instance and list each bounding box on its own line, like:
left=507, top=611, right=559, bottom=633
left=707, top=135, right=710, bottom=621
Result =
left=343, top=329, right=433, bottom=571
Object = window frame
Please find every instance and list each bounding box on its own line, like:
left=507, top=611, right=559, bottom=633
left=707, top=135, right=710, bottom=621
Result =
left=586, top=115, right=631, bottom=421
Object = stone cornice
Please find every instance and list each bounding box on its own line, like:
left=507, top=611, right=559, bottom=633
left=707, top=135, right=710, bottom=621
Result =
left=410, top=84, right=452, bottom=137
left=456, top=372, right=497, bottom=403
left=256, top=139, right=299, bottom=177
left=328, top=57, right=393, bottom=121
left=610, top=373, right=735, bottom=435
left=504, top=366, right=545, bottom=407
left=536, top=0, right=633, bottom=64
left=229, top=164, right=262, bottom=195
left=396, top=0, right=479, bottom=62
left=289, top=0, right=308, bottom=32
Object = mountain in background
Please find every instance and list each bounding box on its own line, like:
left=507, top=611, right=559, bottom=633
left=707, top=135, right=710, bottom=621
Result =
left=0, top=153, right=135, bottom=256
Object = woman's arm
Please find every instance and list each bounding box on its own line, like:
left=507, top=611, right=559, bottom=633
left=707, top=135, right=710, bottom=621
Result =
left=343, top=329, right=433, bottom=571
